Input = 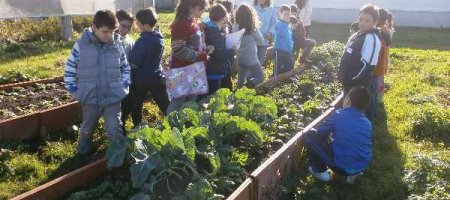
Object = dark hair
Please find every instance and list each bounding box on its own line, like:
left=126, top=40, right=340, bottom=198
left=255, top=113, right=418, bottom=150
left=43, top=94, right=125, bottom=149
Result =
left=347, top=87, right=370, bottom=111
left=236, top=4, right=259, bottom=35
left=116, top=10, right=134, bottom=23
left=253, top=0, right=272, bottom=8
left=209, top=4, right=227, bottom=22
left=360, top=4, right=379, bottom=23
left=377, top=8, right=389, bottom=26
left=290, top=16, right=299, bottom=24
left=93, top=10, right=118, bottom=29
left=173, top=0, right=208, bottom=25
left=219, top=0, right=233, bottom=13
left=295, top=0, right=308, bottom=10
left=387, top=12, right=393, bottom=21
left=280, top=5, right=291, bottom=13
left=136, top=7, right=158, bottom=27
left=290, top=5, right=299, bottom=13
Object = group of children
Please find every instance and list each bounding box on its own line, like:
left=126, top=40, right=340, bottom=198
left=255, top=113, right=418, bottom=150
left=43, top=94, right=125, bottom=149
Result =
left=63, top=0, right=393, bottom=185
left=304, top=3, right=394, bottom=184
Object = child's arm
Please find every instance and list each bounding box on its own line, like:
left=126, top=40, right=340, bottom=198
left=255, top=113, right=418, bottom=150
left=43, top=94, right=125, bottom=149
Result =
left=129, top=37, right=146, bottom=69
left=119, top=45, right=131, bottom=87
left=208, top=31, right=233, bottom=63
left=316, top=112, right=337, bottom=136
left=352, top=33, right=381, bottom=83
left=171, top=24, right=207, bottom=62
left=64, top=43, right=80, bottom=93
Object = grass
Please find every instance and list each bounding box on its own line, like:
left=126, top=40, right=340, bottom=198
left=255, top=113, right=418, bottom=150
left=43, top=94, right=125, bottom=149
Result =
left=276, top=48, right=450, bottom=199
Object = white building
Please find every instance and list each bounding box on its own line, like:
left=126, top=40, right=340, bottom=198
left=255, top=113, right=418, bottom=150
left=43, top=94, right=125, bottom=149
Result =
left=233, top=0, right=450, bottom=28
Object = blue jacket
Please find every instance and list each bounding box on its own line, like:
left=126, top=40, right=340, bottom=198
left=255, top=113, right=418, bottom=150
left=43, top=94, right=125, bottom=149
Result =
left=274, top=19, right=293, bottom=54
left=317, top=107, right=372, bottom=173
left=254, top=4, right=277, bottom=46
left=129, top=31, right=164, bottom=86
left=203, top=21, right=234, bottom=80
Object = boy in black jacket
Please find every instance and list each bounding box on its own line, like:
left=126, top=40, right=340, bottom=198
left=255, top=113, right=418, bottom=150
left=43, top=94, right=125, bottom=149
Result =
left=121, top=8, right=169, bottom=128
left=290, top=5, right=315, bottom=69
left=339, top=4, right=381, bottom=97
left=203, top=4, right=236, bottom=95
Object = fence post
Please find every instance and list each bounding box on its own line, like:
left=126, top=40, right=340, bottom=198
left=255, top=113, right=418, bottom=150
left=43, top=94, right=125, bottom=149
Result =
left=61, top=15, right=73, bottom=41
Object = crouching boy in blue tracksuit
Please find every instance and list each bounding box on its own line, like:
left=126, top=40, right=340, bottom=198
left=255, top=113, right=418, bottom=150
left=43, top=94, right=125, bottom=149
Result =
left=64, top=10, right=130, bottom=154
left=302, top=87, right=372, bottom=184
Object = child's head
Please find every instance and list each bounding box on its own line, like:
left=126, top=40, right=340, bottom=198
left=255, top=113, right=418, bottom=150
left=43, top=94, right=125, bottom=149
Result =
left=387, top=12, right=394, bottom=29
left=136, top=7, right=158, bottom=32
left=290, top=5, right=299, bottom=17
left=116, top=10, right=134, bottom=36
left=219, top=1, right=234, bottom=14
left=344, top=87, right=370, bottom=112
left=92, top=10, right=118, bottom=43
left=295, top=0, right=308, bottom=10
left=209, top=4, right=228, bottom=28
left=174, top=0, right=208, bottom=23
left=235, top=3, right=259, bottom=34
left=289, top=16, right=299, bottom=29
left=279, top=5, right=291, bottom=22
left=377, top=8, right=389, bottom=26
left=254, top=0, right=272, bottom=8
left=358, top=4, right=379, bottom=32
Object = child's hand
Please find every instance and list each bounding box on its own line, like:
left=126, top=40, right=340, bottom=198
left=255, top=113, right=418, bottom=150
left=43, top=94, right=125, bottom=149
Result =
left=206, top=45, right=215, bottom=55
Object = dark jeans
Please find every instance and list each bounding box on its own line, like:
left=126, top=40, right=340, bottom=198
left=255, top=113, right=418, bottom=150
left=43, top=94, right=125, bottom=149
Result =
left=198, top=79, right=222, bottom=100
left=273, top=50, right=294, bottom=76
left=303, top=130, right=356, bottom=176
left=121, top=81, right=169, bottom=127
left=221, top=75, right=233, bottom=91
left=366, top=76, right=378, bottom=121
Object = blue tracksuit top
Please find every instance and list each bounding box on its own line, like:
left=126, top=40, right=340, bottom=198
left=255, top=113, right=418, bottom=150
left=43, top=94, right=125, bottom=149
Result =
left=317, top=107, right=372, bottom=173
left=274, top=19, right=293, bottom=54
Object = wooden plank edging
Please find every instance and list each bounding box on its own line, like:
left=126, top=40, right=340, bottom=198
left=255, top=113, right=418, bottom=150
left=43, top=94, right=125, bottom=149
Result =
left=11, top=158, right=108, bottom=200
left=0, top=76, right=63, bottom=90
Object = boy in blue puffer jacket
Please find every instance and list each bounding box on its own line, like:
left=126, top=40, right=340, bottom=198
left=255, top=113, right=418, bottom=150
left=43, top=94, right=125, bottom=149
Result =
left=64, top=10, right=130, bottom=155
left=302, top=87, right=372, bottom=184
left=273, top=5, right=294, bottom=76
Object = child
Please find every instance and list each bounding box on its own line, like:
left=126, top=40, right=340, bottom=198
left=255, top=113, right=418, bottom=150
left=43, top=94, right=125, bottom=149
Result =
left=122, top=8, right=170, bottom=128
left=290, top=5, right=316, bottom=68
left=166, top=0, right=210, bottom=114
left=370, top=8, right=392, bottom=119
left=253, top=0, right=277, bottom=66
left=64, top=10, right=130, bottom=154
left=273, top=5, right=294, bottom=76
left=339, top=4, right=381, bottom=100
left=302, top=86, right=372, bottom=184
left=295, top=0, right=312, bottom=37
left=235, top=3, right=265, bottom=88
left=115, top=10, right=135, bottom=58
left=218, top=0, right=235, bottom=91
left=203, top=4, right=235, bottom=95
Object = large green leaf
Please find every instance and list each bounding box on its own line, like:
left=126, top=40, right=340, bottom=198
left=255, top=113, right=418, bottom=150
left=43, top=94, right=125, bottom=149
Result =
left=105, top=136, right=127, bottom=169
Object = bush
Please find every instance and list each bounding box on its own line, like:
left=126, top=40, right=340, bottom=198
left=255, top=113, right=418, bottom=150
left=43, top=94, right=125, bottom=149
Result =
left=411, top=104, right=450, bottom=144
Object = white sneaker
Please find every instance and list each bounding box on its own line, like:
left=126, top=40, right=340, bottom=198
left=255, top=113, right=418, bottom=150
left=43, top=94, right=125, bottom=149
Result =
left=308, top=166, right=332, bottom=182
left=345, top=172, right=363, bottom=184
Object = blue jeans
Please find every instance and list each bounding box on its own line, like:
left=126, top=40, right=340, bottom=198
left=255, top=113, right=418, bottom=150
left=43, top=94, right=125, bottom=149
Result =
left=367, top=76, right=378, bottom=121
left=273, top=50, right=294, bottom=76
left=237, top=63, right=264, bottom=88
left=78, top=103, right=124, bottom=154
left=303, top=130, right=358, bottom=176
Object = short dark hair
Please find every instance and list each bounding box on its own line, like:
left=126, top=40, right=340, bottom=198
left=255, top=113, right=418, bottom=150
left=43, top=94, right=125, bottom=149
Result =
left=209, top=4, right=227, bottom=22
left=116, top=10, right=134, bottom=23
left=347, top=87, right=370, bottom=111
left=290, top=5, right=299, bottom=13
left=280, top=5, right=291, bottom=13
left=360, top=4, right=379, bottom=23
left=253, top=0, right=272, bottom=8
left=377, top=8, right=389, bottom=25
left=219, top=1, right=233, bottom=13
left=136, top=7, right=158, bottom=27
left=93, top=10, right=118, bottom=29
left=290, top=16, right=299, bottom=24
